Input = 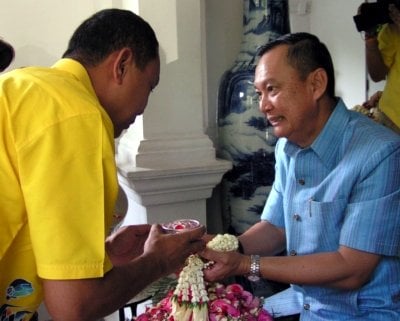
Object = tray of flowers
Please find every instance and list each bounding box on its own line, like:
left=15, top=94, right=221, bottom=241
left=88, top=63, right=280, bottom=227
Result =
left=134, top=234, right=274, bottom=321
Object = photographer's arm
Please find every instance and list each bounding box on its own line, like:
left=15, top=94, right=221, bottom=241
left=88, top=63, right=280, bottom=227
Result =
left=365, top=36, right=388, bottom=82
left=364, top=3, right=400, bottom=82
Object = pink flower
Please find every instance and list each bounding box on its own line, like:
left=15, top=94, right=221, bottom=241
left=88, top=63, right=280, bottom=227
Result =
left=135, top=313, right=150, bottom=321
left=158, top=292, right=173, bottom=310
left=212, top=283, right=226, bottom=297
left=134, top=283, right=274, bottom=321
left=209, top=298, right=241, bottom=317
left=225, top=284, right=244, bottom=294
left=241, top=292, right=261, bottom=309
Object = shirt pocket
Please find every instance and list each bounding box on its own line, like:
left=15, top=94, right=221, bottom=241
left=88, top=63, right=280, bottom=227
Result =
left=304, top=198, right=347, bottom=252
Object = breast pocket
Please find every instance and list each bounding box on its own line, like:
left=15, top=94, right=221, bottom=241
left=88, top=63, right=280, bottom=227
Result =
left=305, top=198, right=348, bottom=252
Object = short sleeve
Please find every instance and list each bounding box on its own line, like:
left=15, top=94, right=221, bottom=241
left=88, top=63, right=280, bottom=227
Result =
left=19, top=114, right=116, bottom=279
left=261, top=139, right=286, bottom=228
left=340, top=143, right=400, bottom=256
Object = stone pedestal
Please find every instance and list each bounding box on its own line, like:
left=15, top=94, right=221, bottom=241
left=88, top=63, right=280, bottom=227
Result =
left=115, top=0, right=231, bottom=227
left=117, top=161, right=231, bottom=225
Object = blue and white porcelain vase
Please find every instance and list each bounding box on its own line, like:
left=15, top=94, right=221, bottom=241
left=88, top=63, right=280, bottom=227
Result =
left=217, top=0, right=290, bottom=234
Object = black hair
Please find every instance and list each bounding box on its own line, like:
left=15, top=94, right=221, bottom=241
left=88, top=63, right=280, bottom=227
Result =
left=63, top=9, right=158, bottom=70
left=0, top=39, right=14, bottom=72
left=257, top=32, right=335, bottom=98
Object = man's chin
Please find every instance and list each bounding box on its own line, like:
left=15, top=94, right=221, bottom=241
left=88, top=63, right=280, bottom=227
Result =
left=272, top=127, right=286, bottom=139
left=114, top=127, right=126, bottom=138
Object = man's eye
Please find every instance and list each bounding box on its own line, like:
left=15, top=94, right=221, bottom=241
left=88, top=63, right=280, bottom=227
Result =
left=267, top=85, right=275, bottom=92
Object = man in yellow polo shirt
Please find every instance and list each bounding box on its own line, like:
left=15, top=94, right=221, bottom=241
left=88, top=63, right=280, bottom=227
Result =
left=364, top=3, right=400, bottom=133
left=0, top=9, right=205, bottom=321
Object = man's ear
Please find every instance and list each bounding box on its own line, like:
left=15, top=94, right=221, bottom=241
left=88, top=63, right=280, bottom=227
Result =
left=310, top=68, right=328, bottom=100
left=113, top=48, right=133, bottom=84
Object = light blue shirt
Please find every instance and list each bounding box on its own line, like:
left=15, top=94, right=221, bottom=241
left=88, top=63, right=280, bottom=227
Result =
left=262, top=99, right=400, bottom=320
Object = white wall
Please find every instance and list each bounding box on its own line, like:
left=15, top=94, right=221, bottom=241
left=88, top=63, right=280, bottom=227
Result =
left=308, top=0, right=366, bottom=107
left=0, top=0, right=121, bottom=70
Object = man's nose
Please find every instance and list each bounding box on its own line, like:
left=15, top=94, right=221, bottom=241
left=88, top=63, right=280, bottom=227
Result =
left=259, top=96, right=273, bottom=113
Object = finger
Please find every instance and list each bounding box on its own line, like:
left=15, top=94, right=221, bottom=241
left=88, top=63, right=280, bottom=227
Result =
left=118, top=224, right=150, bottom=237
left=199, top=247, right=220, bottom=261
left=130, top=224, right=152, bottom=235
left=202, top=267, right=223, bottom=282
left=202, top=233, right=215, bottom=243
left=187, top=239, right=206, bottom=254
left=179, top=224, right=206, bottom=241
left=149, top=223, right=164, bottom=235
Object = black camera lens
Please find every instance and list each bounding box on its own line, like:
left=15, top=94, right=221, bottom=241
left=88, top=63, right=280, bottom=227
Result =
left=0, top=40, right=14, bottom=72
left=353, top=1, right=392, bottom=32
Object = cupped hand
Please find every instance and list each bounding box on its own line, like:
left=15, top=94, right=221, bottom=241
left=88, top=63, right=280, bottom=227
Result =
left=362, top=90, right=382, bottom=109
left=200, top=247, right=247, bottom=282
left=143, top=224, right=206, bottom=276
left=106, top=224, right=152, bottom=266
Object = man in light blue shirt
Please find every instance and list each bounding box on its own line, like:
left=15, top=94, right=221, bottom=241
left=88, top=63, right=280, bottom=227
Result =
left=201, top=32, right=400, bottom=320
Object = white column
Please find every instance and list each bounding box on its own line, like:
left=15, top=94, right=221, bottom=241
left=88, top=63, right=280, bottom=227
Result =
left=116, top=0, right=231, bottom=226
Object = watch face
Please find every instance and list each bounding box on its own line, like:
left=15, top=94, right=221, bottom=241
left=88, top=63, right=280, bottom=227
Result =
left=247, top=274, right=260, bottom=282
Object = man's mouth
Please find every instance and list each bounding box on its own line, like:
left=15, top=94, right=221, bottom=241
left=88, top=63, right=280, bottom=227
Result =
left=268, top=116, right=284, bottom=126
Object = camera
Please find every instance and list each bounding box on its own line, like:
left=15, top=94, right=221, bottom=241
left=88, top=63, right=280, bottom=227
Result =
left=353, top=0, right=400, bottom=32
left=0, top=40, right=14, bottom=72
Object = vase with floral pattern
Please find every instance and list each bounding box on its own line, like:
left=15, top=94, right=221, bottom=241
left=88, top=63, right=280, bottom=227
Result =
left=217, top=0, right=290, bottom=234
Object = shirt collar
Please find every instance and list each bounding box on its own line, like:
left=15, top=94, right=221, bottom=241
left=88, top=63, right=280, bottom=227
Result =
left=51, top=58, right=97, bottom=98
left=51, top=58, right=114, bottom=136
left=283, top=99, right=350, bottom=170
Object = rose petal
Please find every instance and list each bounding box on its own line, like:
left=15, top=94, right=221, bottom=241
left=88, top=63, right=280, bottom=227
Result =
left=209, top=299, right=240, bottom=317
left=135, top=313, right=149, bottom=321
left=225, top=284, right=243, bottom=294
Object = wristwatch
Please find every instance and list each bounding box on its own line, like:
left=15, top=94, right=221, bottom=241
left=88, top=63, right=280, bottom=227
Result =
left=247, top=255, right=261, bottom=282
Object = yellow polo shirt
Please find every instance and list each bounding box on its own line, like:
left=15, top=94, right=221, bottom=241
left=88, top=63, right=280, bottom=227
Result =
left=378, top=24, right=400, bottom=129
left=0, top=59, right=116, bottom=320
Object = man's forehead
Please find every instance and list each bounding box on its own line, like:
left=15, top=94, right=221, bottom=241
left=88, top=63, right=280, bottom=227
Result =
left=257, top=46, right=289, bottom=71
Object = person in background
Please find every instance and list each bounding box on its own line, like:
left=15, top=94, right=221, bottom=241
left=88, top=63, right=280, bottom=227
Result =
left=201, top=32, right=400, bottom=320
left=363, top=3, right=400, bottom=133
left=0, top=9, right=205, bottom=321
left=0, top=38, right=14, bottom=72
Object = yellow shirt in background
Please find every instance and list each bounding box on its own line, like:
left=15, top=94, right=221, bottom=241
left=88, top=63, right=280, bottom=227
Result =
left=0, top=59, right=116, bottom=320
left=378, top=23, right=400, bottom=129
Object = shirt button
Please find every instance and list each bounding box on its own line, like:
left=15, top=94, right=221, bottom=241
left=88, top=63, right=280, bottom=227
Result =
left=303, top=303, right=310, bottom=310
left=298, top=179, right=305, bottom=185
left=289, top=250, right=297, bottom=256
left=293, top=214, right=301, bottom=221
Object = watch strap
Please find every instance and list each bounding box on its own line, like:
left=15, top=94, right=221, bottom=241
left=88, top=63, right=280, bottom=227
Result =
left=247, top=255, right=261, bottom=282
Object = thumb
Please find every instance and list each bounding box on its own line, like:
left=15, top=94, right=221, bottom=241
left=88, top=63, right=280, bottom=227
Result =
left=200, top=247, right=221, bottom=261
